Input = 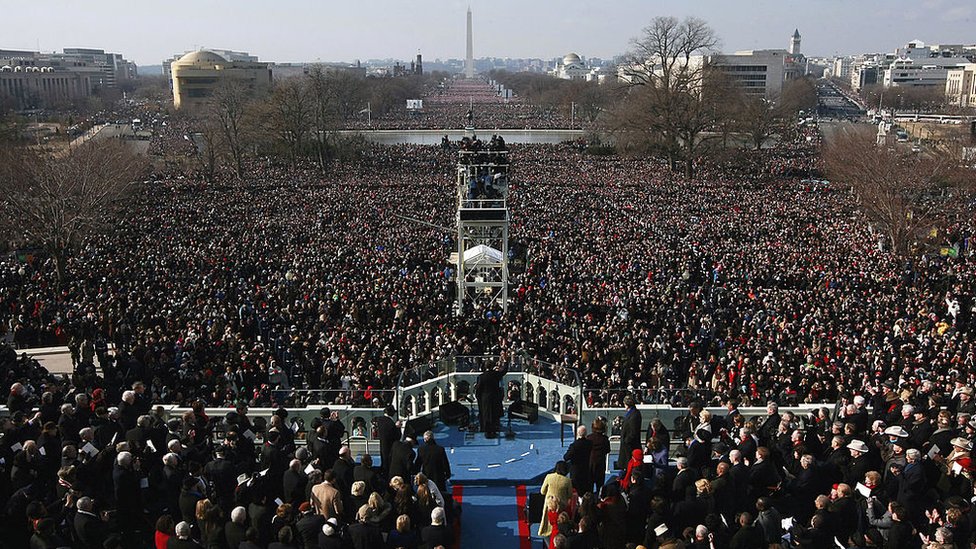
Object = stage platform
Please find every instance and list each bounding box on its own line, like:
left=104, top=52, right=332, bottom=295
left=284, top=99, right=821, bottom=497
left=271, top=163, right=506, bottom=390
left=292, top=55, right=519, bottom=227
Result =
left=432, top=415, right=570, bottom=486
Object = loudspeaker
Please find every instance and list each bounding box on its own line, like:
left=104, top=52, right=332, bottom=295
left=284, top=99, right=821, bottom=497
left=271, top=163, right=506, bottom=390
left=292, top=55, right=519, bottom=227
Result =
left=439, top=401, right=469, bottom=426
left=527, top=492, right=545, bottom=525
left=508, top=400, right=539, bottom=424
left=404, top=416, right=433, bottom=440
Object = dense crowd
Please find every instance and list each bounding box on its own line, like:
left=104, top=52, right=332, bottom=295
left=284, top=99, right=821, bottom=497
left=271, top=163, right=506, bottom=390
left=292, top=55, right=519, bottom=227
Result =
left=3, top=91, right=976, bottom=547
left=2, top=133, right=974, bottom=411
left=544, top=390, right=976, bottom=548
left=343, top=79, right=576, bottom=130
left=0, top=341, right=457, bottom=548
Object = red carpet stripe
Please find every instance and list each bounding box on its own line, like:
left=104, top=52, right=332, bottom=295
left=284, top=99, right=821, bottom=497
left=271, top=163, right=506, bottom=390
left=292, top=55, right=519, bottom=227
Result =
left=452, top=484, right=464, bottom=542
left=516, top=484, right=532, bottom=549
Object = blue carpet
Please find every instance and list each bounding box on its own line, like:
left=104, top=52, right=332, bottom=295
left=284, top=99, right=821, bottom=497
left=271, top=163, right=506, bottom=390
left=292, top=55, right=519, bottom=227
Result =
left=459, top=485, right=537, bottom=549
left=433, top=417, right=569, bottom=485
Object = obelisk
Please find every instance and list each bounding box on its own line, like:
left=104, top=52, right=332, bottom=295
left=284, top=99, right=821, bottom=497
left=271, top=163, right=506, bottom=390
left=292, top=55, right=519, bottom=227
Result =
left=465, top=7, right=474, bottom=78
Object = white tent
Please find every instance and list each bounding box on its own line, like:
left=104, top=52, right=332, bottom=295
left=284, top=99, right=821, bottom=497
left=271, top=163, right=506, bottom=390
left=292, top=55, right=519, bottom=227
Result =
left=462, top=244, right=503, bottom=265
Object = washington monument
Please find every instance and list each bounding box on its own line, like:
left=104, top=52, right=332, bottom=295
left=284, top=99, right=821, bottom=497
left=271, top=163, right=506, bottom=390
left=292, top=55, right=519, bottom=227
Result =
left=465, top=6, right=474, bottom=78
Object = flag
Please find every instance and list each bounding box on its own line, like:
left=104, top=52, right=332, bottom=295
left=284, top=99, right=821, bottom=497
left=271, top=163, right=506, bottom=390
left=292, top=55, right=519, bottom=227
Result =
left=358, top=107, right=370, bottom=114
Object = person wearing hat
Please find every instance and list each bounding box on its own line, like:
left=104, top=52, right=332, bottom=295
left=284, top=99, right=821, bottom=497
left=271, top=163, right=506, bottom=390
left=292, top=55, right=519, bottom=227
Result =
left=909, top=408, right=933, bottom=449
left=653, top=523, right=683, bottom=549
left=882, top=387, right=904, bottom=426
left=294, top=501, right=325, bottom=549
left=885, top=437, right=909, bottom=478
left=946, top=437, right=973, bottom=473
left=845, top=440, right=873, bottom=487
left=317, top=516, right=345, bottom=549
left=950, top=386, right=976, bottom=416
left=929, top=410, right=957, bottom=458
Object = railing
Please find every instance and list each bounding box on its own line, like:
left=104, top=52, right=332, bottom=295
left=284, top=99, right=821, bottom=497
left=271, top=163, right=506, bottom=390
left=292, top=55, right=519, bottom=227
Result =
left=395, top=354, right=583, bottom=420
left=459, top=198, right=507, bottom=209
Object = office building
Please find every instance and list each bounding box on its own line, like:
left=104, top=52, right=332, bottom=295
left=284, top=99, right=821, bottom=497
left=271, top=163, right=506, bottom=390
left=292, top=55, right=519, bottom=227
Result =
left=170, top=50, right=272, bottom=110
left=946, top=64, right=976, bottom=107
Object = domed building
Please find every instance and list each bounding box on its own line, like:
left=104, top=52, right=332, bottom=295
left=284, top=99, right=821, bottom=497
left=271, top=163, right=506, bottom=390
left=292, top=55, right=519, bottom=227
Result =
left=552, top=52, right=590, bottom=80
left=170, top=49, right=272, bottom=110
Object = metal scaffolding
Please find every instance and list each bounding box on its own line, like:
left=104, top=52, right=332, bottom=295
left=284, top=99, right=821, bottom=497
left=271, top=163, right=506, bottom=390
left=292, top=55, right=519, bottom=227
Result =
left=455, top=145, right=510, bottom=316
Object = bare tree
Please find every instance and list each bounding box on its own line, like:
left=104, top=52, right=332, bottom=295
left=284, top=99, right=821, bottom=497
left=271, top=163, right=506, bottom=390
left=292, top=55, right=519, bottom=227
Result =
left=306, top=66, right=341, bottom=168
left=267, top=77, right=313, bottom=161
left=736, top=94, right=779, bottom=150
left=777, top=77, right=817, bottom=117
left=192, top=111, right=224, bottom=182
left=0, top=140, right=145, bottom=282
left=613, top=16, right=720, bottom=176
left=825, top=126, right=967, bottom=255
left=209, top=80, right=254, bottom=179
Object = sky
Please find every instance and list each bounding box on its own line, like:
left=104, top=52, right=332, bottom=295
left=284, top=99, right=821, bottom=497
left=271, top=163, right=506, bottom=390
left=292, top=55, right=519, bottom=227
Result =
left=3, top=0, right=974, bottom=67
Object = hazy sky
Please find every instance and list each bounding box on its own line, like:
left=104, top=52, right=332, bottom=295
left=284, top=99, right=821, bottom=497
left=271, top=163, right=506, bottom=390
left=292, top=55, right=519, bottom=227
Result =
left=5, top=0, right=974, bottom=66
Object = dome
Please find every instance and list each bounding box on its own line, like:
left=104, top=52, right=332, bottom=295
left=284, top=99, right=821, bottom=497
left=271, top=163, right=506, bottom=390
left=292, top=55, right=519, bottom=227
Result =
left=176, top=50, right=228, bottom=66
left=563, top=53, right=582, bottom=66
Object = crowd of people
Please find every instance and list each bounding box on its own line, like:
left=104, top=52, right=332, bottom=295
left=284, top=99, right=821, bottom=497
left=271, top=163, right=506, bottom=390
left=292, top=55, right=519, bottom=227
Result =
left=0, top=338, right=457, bottom=548
left=538, top=390, right=976, bottom=548
left=3, top=85, right=976, bottom=547
left=342, top=79, right=576, bottom=130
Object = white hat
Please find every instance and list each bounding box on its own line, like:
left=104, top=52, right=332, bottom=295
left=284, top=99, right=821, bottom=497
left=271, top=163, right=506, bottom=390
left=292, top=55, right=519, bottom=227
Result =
left=951, top=437, right=973, bottom=451
left=847, top=440, right=869, bottom=454
left=883, top=426, right=909, bottom=438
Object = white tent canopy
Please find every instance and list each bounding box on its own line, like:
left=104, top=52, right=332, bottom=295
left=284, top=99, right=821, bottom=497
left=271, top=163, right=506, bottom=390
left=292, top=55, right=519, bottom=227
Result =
left=462, top=244, right=503, bottom=265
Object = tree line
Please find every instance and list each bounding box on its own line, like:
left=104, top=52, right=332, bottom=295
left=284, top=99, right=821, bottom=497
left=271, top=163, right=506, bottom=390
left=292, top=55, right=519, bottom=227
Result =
left=186, top=68, right=450, bottom=179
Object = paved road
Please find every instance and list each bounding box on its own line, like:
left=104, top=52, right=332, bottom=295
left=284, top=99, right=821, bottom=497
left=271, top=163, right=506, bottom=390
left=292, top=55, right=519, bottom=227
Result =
left=817, top=80, right=864, bottom=120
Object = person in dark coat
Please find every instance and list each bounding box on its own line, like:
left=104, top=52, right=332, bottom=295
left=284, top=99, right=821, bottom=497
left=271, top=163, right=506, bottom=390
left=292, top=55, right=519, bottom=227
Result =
left=388, top=437, right=416, bottom=481
left=885, top=506, right=917, bottom=549
left=844, top=440, right=874, bottom=487
left=292, top=502, right=324, bottom=548
left=563, top=425, right=593, bottom=495
left=73, top=496, right=107, bottom=549
left=281, top=459, right=307, bottom=507
left=748, top=447, right=782, bottom=500
left=373, top=406, right=400, bottom=475
left=168, top=521, right=204, bottom=549
left=317, top=517, right=345, bottom=549
left=347, top=504, right=384, bottom=549
left=353, top=454, right=381, bottom=497
left=729, top=512, right=764, bottom=549
left=758, top=402, right=782, bottom=446
left=416, top=430, right=452, bottom=492
left=420, top=507, right=453, bottom=549
left=617, top=396, right=642, bottom=471
left=586, top=417, right=611, bottom=495
left=792, top=514, right=832, bottom=549
left=475, top=363, right=507, bottom=438
left=224, top=506, right=249, bottom=549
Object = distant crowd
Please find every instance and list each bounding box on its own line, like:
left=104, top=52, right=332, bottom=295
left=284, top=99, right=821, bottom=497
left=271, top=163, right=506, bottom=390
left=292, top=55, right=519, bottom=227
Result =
left=342, top=79, right=576, bottom=130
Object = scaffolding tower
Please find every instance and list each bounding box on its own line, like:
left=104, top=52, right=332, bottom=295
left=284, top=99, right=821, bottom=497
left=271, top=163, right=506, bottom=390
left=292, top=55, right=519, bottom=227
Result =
left=455, top=137, right=510, bottom=316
